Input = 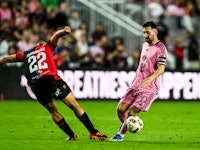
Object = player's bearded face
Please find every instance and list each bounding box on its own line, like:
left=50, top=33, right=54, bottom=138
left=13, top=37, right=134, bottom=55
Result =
left=143, top=27, right=154, bottom=44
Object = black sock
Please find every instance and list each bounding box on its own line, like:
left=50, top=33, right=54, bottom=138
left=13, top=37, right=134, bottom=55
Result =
left=78, top=112, right=98, bottom=134
left=56, top=118, right=74, bottom=137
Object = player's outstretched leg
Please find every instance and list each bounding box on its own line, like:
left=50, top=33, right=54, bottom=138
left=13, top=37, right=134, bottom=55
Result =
left=77, top=112, right=108, bottom=140
left=110, top=103, right=130, bottom=141
left=44, top=102, right=77, bottom=141
left=62, top=92, right=108, bottom=140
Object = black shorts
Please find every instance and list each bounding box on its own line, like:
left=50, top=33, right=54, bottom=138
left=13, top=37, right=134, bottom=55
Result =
left=31, top=75, right=71, bottom=105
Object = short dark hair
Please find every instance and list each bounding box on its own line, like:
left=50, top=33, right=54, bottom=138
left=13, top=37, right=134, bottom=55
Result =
left=36, top=40, right=46, bottom=46
left=143, top=21, right=157, bottom=29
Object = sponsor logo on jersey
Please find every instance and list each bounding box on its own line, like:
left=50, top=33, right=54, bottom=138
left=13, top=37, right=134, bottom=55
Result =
left=55, top=88, right=62, bottom=97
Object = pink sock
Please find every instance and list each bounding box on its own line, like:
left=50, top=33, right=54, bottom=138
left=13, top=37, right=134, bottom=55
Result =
left=117, top=113, right=128, bottom=135
left=118, top=119, right=128, bottom=134
left=117, top=112, right=128, bottom=123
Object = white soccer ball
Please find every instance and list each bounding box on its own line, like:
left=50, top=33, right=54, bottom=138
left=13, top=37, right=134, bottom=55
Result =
left=126, top=116, right=144, bottom=133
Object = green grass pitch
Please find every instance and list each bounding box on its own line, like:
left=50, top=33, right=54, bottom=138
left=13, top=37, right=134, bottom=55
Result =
left=0, top=100, right=200, bottom=150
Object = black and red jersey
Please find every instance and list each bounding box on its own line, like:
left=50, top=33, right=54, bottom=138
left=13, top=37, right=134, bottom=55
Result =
left=16, top=41, right=58, bottom=85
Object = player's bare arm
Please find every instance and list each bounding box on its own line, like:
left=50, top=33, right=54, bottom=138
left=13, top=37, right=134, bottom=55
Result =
left=0, top=54, right=17, bottom=66
left=142, top=64, right=165, bottom=88
left=50, top=26, right=71, bottom=45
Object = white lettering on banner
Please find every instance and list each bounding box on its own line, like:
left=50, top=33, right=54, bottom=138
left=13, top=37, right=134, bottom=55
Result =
left=99, top=71, right=109, bottom=98
left=57, top=70, right=63, bottom=79
left=159, top=72, right=174, bottom=99
left=74, top=70, right=84, bottom=98
left=174, top=72, right=184, bottom=99
left=91, top=71, right=102, bottom=98
left=63, top=70, right=74, bottom=90
left=197, top=73, right=200, bottom=99
left=183, top=72, right=200, bottom=100
left=118, top=71, right=129, bottom=94
left=20, top=71, right=200, bottom=100
left=83, top=71, right=93, bottom=98
left=110, top=71, right=118, bottom=99
left=198, top=74, right=200, bottom=99
left=184, top=72, right=193, bottom=99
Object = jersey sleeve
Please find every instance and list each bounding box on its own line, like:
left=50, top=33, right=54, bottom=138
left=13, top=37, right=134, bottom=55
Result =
left=157, top=42, right=167, bottom=65
left=16, top=51, right=24, bottom=62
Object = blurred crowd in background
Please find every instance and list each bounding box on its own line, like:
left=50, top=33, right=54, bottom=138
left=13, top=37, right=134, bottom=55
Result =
left=0, top=0, right=200, bottom=71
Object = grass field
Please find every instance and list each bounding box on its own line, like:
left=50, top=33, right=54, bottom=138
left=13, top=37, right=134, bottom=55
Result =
left=0, top=100, right=200, bottom=150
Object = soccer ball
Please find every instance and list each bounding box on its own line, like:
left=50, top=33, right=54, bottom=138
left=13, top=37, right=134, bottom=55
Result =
left=126, top=116, right=144, bottom=133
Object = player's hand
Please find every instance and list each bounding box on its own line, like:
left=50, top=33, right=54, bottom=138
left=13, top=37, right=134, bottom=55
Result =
left=64, top=26, right=71, bottom=33
left=142, top=77, right=153, bottom=88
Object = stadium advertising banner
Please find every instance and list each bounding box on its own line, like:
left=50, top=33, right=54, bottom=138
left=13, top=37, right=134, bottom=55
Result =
left=0, top=67, right=200, bottom=100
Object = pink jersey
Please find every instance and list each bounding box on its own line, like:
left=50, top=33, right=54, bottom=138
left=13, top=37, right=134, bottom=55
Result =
left=131, top=41, right=167, bottom=93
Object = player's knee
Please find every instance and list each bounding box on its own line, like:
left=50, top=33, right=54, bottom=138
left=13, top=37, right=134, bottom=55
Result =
left=128, top=107, right=141, bottom=116
left=117, top=107, right=125, bottom=114
left=50, top=107, right=58, bottom=113
left=46, top=104, right=58, bottom=113
left=67, top=98, right=80, bottom=110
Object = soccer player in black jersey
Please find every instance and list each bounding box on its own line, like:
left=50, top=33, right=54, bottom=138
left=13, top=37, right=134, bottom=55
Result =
left=0, top=26, right=107, bottom=141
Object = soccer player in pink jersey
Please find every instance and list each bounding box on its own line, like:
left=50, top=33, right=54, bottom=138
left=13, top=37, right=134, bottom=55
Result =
left=110, top=21, right=167, bottom=141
